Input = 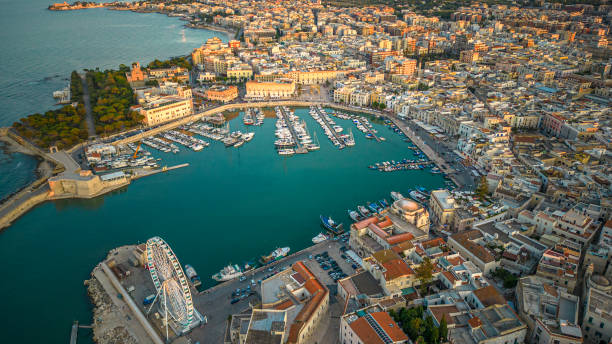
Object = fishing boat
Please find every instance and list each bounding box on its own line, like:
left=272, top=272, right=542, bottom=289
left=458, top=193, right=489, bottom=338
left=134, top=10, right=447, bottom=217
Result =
left=390, top=191, right=405, bottom=201
left=409, top=190, right=428, bottom=203
left=348, top=209, right=362, bottom=222
left=358, top=205, right=371, bottom=217
left=367, top=201, right=380, bottom=214
left=212, top=264, right=243, bottom=282
left=184, top=264, right=202, bottom=287
left=312, top=233, right=329, bottom=244
left=320, top=215, right=343, bottom=235
left=261, top=247, right=290, bottom=264
left=379, top=199, right=389, bottom=208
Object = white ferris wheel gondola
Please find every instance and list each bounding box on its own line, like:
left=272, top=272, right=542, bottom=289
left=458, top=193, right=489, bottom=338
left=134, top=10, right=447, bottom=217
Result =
left=145, top=236, right=194, bottom=333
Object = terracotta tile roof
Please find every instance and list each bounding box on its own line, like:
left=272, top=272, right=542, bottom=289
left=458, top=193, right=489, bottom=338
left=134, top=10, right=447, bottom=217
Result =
left=274, top=299, right=294, bottom=310
left=350, top=312, right=408, bottom=344
left=422, top=238, right=446, bottom=249
left=287, top=262, right=328, bottom=344
left=446, top=256, right=465, bottom=266
left=371, top=312, right=409, bottom=341
left=473, top=285, right=506, bottom=307
left=450, top=230, right=495, bottom=263
left=353, top=217, right=379, bottom=230
left=428, top=305, right=459, bottom=325
left=441, top=270, right=459, bottom=284
left=369, top=223, right=389, bottom=239
left=468, top=316, right=482, bottom=328
left=350, top=317, right=385, bottom=344
left=382, top=259, right=414, bottom=280
left=386, top=233, right=414, bottom=245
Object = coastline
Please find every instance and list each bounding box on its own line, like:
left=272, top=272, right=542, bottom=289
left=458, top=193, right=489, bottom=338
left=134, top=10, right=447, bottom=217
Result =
left=48, top=2, right=236, bottom=39
left=0, top=101, right=456, bottom=232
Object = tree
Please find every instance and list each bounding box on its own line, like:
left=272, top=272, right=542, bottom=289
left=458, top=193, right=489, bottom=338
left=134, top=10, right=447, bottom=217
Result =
left=439, top=315, right=448, bottom=342
left=423, top=315, right=435, bottom=344
left=476, top=175, right=488, bottom=200
left=415, top=257, right=434, bottom=294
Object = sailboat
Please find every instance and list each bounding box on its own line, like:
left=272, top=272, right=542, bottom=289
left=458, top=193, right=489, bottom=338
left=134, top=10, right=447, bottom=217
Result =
left=345, top=128, right=355, bottom=146
left=306, top=131, right=320, bottom=151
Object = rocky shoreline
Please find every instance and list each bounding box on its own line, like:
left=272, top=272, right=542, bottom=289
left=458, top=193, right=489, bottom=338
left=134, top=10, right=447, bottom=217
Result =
left=85, top=276, right=138, bottom=344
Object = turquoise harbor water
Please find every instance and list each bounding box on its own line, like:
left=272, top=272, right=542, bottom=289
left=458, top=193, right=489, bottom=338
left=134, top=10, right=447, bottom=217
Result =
left=0, top=108, right=446, bottom=343
left=0, top=2, right=446, bottom=343
left=0, top=0, right=227, bottom=199
left=0, top=143, right=39, bottom=201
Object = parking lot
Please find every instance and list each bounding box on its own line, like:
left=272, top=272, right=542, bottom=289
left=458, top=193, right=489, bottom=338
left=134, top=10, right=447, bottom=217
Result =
left=186, top=232, right=358, bottom=343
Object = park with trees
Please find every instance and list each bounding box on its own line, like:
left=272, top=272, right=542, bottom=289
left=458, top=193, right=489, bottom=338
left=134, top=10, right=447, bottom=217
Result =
left=13, top=71, right=89, bottom=149
left=389, top=306, right=448, bottom=344
left=85, top=69, right=143, bottom=136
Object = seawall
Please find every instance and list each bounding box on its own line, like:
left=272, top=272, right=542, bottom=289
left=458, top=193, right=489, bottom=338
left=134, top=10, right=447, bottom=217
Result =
left=0, top=191, right=49, bottom=230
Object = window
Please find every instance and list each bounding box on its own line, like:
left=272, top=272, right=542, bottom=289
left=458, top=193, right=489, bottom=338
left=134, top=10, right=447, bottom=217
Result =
left=589, top=317, right=593, bottom=323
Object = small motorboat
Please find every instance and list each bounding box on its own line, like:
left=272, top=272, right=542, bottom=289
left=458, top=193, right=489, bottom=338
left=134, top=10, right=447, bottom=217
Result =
left=348, top=209, right=362, bottom=222
left=358, top=205, right=371, bottom=217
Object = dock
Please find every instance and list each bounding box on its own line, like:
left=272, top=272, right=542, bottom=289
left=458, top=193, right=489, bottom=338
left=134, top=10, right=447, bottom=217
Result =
left=313, top=106, right=345, bottom=148
left=69, top=321, right=78, bottom=344
left=357, top=118, right=381, bottom=142
left=278, top=107, right=308, bottom=154
left=130, top=163, right=189, bottom=180
left=69, top=321, right=93, bottom=344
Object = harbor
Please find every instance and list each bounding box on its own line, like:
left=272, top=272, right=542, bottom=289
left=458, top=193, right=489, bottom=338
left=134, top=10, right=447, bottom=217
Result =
left=0, top=106, right=448, bottom=344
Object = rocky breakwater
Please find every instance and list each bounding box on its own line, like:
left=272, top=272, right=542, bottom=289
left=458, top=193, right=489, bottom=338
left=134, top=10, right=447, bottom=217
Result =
left=85, top=275, right=138, bottom=344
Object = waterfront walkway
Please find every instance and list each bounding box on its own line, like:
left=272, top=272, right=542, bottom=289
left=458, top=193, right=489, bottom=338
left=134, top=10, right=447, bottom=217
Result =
left=389, top=117, right=455, bottom=175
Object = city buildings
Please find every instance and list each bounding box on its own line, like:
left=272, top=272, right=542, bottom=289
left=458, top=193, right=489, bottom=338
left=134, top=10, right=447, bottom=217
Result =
left=340, top=305, right=408, bottom=344
left=133, top=85, right=194, bottom=126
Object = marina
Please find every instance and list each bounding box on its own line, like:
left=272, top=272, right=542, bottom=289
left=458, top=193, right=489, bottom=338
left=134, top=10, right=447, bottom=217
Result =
left=333, top=110, right=383, bottom=142
left=274, top=106, right=310, bottom=155
left=309, top=105, right=353, bottom=149
left=0, top=107, right=448, bottom=344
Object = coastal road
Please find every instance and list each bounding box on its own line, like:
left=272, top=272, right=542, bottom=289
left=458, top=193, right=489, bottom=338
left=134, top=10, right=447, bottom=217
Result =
left=80, top=73, right=97, bottom=138
left=398, top=117, right=476, bottom=190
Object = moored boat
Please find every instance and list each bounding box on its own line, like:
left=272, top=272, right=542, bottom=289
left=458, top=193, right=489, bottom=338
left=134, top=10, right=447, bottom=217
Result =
left=212, top=264, right=243, bottom=282
left=261, top=247, right=290, bottom=264
left=358, top=205, right=371, bottom=217
left=320, top=215, right=343, bottom=234
left=367, top=201, right=380, bottom=213
left=184, top=264, right=202, bottom=287
left=312, top=233, right=329, bottom=244
left=348, top=209, right=362, bottom=222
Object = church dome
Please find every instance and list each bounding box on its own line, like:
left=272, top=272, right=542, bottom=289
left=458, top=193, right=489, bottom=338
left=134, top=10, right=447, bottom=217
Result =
left=397, top=199, right=419, bottom=212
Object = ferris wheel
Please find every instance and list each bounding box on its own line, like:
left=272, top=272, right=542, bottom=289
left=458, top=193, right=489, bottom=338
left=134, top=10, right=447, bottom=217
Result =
left=145, top=236, right=194, bottom=338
